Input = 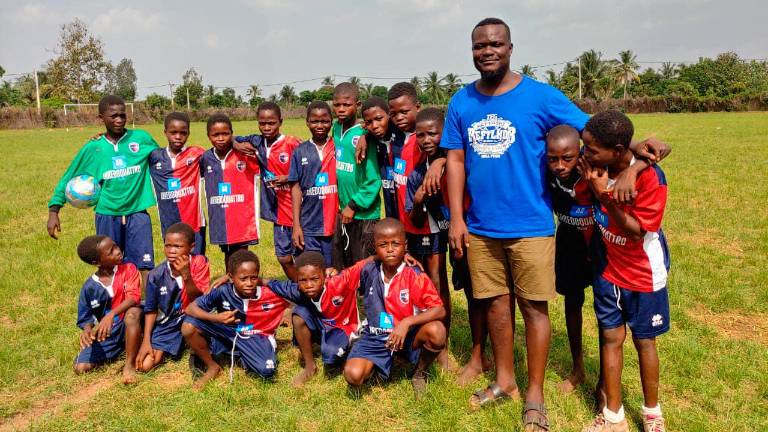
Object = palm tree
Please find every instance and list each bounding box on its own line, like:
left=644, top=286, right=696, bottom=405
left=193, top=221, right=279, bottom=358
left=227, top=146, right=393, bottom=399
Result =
left=614, top=50, right=640, bottom=99
left=348, top=76, right=361, bottom=89
left=544, top=69, right=559, bottom=87
left=579, top=50, right=610, bottom=99
left=441, top=73, right=462, bottom=96
left=322, top=76, right=335, bottom=87
left=247, top=84, right=261, bottom=99
left=660, top=62, right=678, bottom=80
left=422, top=72, right=444, bottom=104
left=361, top=83, right=374, bottom=99
left=410, top=76, right=422, bottom=93
left=279, top=85, right=297, bottom=105
left=520, top=64, right=536, bottom=79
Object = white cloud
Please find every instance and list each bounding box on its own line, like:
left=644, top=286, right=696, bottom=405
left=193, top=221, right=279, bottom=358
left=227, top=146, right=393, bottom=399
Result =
left=92, top=7, right=167, bottom=34
left=14, top=3, right=60, bottom=24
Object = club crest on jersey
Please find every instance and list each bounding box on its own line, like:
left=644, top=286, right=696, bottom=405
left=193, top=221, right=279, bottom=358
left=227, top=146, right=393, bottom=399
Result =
left=128, top=142, right=140, bottom=153
left=218, top=182, right=231, bottom=195
left=399, top=289, right=410, bottom=304
left=236, top=161, right=246, bottom=172
left=315, top=172, right=329, bottom=187
left=352, top=136, right=360, bottom=148
left=186, top=157, right=195, bottom=166
left=331, top=295, right=344, bottom=307
left=393, top=158, right=406, bottom=175
left=168, top=178, right=181, bottom=191
left=112, top=155, right=127, bottom=170
left=261, top=303, right=275, bottom=311
left=279, top=152, right=289, bottom=164
left=379, top=311, right=394, bottom=329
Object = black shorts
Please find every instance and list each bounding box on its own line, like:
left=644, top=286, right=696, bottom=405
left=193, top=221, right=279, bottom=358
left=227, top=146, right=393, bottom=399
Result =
left=332, top=217, right=376, bottom=270
left=554, top=225, right=592, bottom=296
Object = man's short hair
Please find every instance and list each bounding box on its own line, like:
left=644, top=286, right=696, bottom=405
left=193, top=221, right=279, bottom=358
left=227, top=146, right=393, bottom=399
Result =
left=334, top=82, right=359, bottom=100
left=227, top=249, right=260, bottom=274
left=257, top=101, right=282, bottom=119
left=388, top=82, right=418, bottom=103
left=77, top=235, right=108, bottom=265
left=584, top=110, right=635, bottom=149
left=473, top=17, right=511, bottom=42
left=415, top=107, right=445, bottom=127
left=306, top=100, right=332, bottom=120
left=294, top=251, right=326, bottom=271
left=361, top=96, right=389, bottom=115
left=98, top=95, right=125, bottom=114
left=164, top=111, right=190, bottom=129
left=206, top=112, right=232, bottom=133
left=165, top=222, right=195, bottom=245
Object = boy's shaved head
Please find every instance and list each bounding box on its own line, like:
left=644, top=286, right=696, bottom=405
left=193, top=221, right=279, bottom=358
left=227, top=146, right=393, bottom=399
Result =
left=294, top=251, right=326, bottom=271
left=388, top=82, right=418, bottom=103
left=77, top=235, right=108, bottom=265
left=98, top=95, right=125, bottom=114
left=415, top=107, right=445, bottom=128
left=334, top=82, right=359, bottom=100
left=362, top=96, right=388, bottom=114
left=374, top=217, right=405, bottom=238
left=546, top=124, right=580, bottom=151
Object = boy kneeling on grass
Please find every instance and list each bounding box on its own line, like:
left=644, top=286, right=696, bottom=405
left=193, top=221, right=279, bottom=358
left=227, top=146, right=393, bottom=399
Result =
left=343, top=218, right=446, bottom=398
left=74, top=235, right=142, bottom=385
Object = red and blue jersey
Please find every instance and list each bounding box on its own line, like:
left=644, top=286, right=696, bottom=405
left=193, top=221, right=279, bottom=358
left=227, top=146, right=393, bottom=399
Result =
left=235, top=134, right=300, bottom=226
left=144, top=255, right=210, bottom=324
left=358, top=261, right=443, bottom=335
left=374, top=125, right=407, bottom=219
left=76, top=263, right=141, bottom=328
left=287, top=140, right=338, bottom=237
left=267, top=259, right=368, bottom=337
left=194, top=283, right=289, bottom=337
left=393, top=134, right=426, bottom=233
left=593, top=165, right=669, bottom=292
left=549, top=173, right=595, bottom=245
left=405, top=159, right=450, bottom=235
left=201, top=148, right=261, bottom=245
left=149, top=146, right=206, bottom=234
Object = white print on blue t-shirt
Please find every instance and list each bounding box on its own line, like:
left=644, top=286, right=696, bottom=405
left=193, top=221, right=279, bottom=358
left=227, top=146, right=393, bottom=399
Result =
left=315, top=172, right=329, bottom=187
left=218, top=182, right=231, bottom=195
left=379, top=311, right=394, bottom=329
left=168, top=178, right=181, bottom=191
left=467, top=114, right=517, bottom=159
left=112, top=155, right=127, bottom=169
left=394, top=158, right=406, bottom=174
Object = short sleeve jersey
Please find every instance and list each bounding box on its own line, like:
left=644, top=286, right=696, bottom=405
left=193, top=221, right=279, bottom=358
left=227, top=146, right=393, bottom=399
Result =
left=235, top=134, right=301, bottom=226
left=76, top=263, right=141, bottom=328
left=358, top=261, right=443, bottom=335
left=201, top=148, right=261, bottom=245
left=549, top=172, right=595, bottom=246
left=144, top=255, right=210, bottom=323
left=148, top=146, right=206, bottom=234
left=441, top=76, right=589, bottom=238
left=194, top=283, right=289, bottom=336
left=287, top=140, right=339, bottom=237
left=405, top=159, right=450, bottom=235
left=333, top=122, right=382, bottom=220
left=593, top=165, right=670, bottom=292
left=392, top=134, right=426, bottom=233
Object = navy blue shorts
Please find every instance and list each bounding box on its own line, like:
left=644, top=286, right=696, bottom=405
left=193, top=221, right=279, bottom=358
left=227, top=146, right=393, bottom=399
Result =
left=407, top=232, right=447, bottom=256
left=95, top=211, right=154, bottom=270
left=292, top=304, right=351, bottom=365
left=150, top=315, right=185, bottom=358
left=593, top=275, right=670, bottom=339
left=302, top=235, right=333, bottom=267
left=184, top=316, right=277, bottom=378
left=75, top=319, right=125, bottom=365
left=193, top=227, right=206, bottom=256
left=347, top=329, right=420, bottom=380
left=273, top=224, right=295, bottom=258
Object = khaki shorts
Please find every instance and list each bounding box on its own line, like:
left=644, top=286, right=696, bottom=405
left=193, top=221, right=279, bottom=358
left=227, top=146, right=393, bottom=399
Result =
left=467, top=234, right=556, bottom=301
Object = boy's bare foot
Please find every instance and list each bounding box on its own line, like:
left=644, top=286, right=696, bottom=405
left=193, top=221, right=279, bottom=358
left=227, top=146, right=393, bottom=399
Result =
left=437, top=349, right=458, bottom=373
left=291, top=365, right=317, bottom=387
left=193, top=364, right=221, bottom=391
left=122, top=365, right=138, bottom=385
left=557, top=370, right=586, bottom=393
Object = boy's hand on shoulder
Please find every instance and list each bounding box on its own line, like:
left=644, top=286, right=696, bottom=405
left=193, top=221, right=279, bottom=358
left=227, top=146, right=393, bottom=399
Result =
left=95, top=313, right=114, bottom=342
left=211, top=274, right=230, bottom=289
left=404, top=253, right=424, bottom=271
left=79, top=327, right=95, bottom=349
left=354, top=135, right=368, bottom=164
left=47, top=211, right=61, bottom=240
left=232, top=140, right=256, bottom=157
left=217, top=310, right=240, bottom=325
left=630, top=136, right=671, bottom=163
left=423, top=158, right=446, bottom=196
left=325, top=268, right=339, bottom=278
left=387, top=318, right=411, bottom=352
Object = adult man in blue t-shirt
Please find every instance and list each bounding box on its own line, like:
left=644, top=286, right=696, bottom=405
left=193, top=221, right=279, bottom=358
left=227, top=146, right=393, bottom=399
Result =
left=442, top=17, right=584, bottom=430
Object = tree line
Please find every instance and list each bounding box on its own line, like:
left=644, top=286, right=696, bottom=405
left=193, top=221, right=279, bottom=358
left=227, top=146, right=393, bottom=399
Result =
left=1, top=19, right=767, bottom=111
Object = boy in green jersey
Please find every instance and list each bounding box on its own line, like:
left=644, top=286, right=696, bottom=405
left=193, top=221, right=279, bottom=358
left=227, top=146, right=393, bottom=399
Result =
left=331, top=83, right=382, bottom=270
left=47, top=95, right=159, bottom=284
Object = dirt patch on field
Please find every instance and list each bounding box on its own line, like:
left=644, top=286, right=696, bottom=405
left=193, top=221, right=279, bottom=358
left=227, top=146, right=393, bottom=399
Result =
left=0, top=375, right=115, bottom=432
left=688, top=304, right=768, bottom=345
left=674, top=228, right=745, bottom=258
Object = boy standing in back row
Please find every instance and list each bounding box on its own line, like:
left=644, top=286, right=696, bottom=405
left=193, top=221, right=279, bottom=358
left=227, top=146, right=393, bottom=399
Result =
left=332, top=83, right=382, bottom=270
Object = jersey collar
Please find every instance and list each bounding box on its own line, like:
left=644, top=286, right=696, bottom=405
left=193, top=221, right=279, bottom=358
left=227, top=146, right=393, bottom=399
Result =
left=91, top=266, right=118, bottom=297
left=379, top=262, right=407, bottom=297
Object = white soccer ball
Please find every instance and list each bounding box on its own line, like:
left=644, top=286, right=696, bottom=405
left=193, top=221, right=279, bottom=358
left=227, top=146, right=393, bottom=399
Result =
left=65, top=175, right=101, bottom=209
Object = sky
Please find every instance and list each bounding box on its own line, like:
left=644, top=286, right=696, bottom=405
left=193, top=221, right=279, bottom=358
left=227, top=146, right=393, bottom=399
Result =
left=1, top=0, right=766, bottom=99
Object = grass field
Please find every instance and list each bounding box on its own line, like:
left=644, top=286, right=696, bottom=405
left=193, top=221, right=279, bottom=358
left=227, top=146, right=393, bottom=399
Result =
left=0, top=112, right=766, bottom=431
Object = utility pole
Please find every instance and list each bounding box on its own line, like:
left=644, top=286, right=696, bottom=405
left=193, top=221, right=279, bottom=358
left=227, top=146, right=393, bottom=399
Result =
left=33, top=70, right=41, bottom=116
left=578, top=56, right=583, bottom=99
left=186, top=87, right=191, bottom=110
left=168, top=82, right=176, bottom=110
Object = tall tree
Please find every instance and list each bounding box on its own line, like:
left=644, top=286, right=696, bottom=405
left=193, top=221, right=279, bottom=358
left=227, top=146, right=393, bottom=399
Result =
left=279, top=85, right=297, bottom=104
left=348, top=76, right=361, bottom=88
left=544, top=69, right=559, bottom=87
left=105, top=58, right=137, bottom=101
left=422, top=72, right=444, bottom=104
left=361, top=83, right=374, bottom=99
left=442, top=73, right=462, bottom=97
left=46, top=19, right=111, bottom=102
left=322, top=76, right=335, bottom=87
left=247, top=84, right=263, bottom=108
left=660, top=62, right=678, bottom=80
left=174, top=67, right=204, bottom=108
left=578, top=50, right=610, bottom=99
left=520, top=64, right=536, bottom=79
left=614, top=50, right=639, bottom=99
left=410, top=76, right=422, bottom=93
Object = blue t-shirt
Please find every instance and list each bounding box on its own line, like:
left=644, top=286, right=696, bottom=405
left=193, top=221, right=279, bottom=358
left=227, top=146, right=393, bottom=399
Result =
left=440, top=76, right=589, bottom=238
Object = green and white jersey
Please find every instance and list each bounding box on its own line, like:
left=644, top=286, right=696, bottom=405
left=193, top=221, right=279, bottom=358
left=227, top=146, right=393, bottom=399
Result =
left=332, top=121, right=381, bottom=220
left=49, top=129, right=159, bottom=215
